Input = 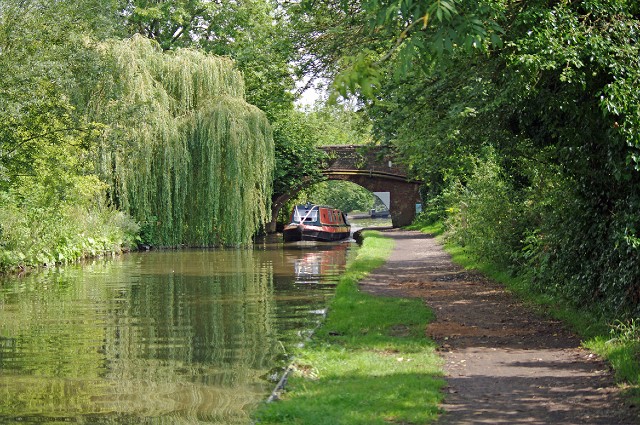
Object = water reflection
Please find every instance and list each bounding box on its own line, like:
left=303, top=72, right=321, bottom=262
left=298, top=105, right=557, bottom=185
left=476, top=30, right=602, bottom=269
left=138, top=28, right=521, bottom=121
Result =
left=293, top=244, right=348, bottom=284
left=348, top=216, right=393, bottom=231
left=0, top=241, right=351, bottom=424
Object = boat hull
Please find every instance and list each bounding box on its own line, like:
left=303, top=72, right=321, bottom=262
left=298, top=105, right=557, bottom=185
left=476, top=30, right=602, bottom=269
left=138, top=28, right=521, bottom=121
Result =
left=283, top=225, right=351, bottom=242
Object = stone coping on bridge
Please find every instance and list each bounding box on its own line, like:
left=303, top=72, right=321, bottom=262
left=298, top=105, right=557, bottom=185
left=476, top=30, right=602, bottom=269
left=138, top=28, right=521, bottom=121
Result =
left=319, top=145, right=414, bottom=180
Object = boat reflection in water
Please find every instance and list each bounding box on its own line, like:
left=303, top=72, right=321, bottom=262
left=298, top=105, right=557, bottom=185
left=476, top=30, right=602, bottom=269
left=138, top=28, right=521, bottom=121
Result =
left=292, top=243, right=350, bottom=284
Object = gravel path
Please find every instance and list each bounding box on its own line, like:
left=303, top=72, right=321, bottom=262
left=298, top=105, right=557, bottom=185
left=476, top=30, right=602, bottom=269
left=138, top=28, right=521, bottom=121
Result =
left=359, top=229, right=638, bottom=425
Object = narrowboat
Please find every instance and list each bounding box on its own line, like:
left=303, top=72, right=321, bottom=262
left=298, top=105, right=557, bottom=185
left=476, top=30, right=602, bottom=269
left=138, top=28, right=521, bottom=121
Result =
left=283, top=204, right=351, bottom=242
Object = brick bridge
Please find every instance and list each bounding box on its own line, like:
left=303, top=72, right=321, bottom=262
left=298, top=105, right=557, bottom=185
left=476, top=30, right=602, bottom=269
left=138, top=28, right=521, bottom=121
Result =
left=268, top=145, right=421, bottom=231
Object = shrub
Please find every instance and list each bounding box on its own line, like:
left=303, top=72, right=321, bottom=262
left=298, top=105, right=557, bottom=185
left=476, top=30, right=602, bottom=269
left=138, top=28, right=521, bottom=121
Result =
left=445, top=154, right=527, bottom=269
left=0, top=177, right=139, bottom=272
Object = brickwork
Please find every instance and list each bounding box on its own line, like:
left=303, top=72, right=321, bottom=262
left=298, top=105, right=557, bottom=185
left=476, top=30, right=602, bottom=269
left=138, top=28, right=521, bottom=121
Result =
left=319, top=145, right=408, bottom=178
left=330, top=173, right=420, bottom=227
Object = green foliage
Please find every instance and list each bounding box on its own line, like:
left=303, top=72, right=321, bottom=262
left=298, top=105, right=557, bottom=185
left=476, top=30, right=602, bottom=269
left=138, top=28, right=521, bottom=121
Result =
left=0, top=180, right=139, bottom=272
left=124, top=0, right=215, bottom=49
left=310, top=104, right=374, bottom=146
left=0, top=0, right=117, bottom=191
left=609, top=319, right=640, bottom=346
left=363, top=1, right=640, bottom=319
left=496, top=2, right=640, bottom=317
left=0, top=0, right=138, bottom=271
left=601, top=319, right=640, bottom=388
left=332, top=50, right=384, bottom=100
left=272, top=104, right=373, bottom=202
left=444, top=152, right=528, bottom=269
left=271, top=110, right=328, bottom=197
left=123, top=1, right=307, bottom=223
left=124, top=0, right=297, bottom=119
left=298, top=181, right=375, bottom=213
left=286, top=0, right=504, bottom=100
left=255, top=232, right=444, bottom=424
left=0, top=0, right=299, bottom=263
left=406, top=217, right=445, bottom=236
left=88, top=36, right=274, bottom=246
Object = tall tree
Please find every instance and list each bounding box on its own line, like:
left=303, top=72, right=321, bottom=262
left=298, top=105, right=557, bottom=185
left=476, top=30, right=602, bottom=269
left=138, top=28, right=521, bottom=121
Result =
left=0, top=0, right=123, bottom=191
left=361, top=0, right=640, bottom=315
left=123, top=0, right=307, bottom=217
left=284, top=0, right=503, bottom=99
left=87, top=36, right=274, bottom=246
left=0, top=0, right=141, bottom=270
left=123, top=0, right=296, bottom=118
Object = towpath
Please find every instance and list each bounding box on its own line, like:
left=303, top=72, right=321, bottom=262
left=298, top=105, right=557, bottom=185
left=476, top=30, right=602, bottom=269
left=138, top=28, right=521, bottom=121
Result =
left=359, top=229, right=638, bottom=425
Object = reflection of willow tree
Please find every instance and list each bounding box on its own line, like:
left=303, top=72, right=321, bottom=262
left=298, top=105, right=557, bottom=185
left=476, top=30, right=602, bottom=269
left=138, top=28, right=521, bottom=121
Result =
left=0, top=251, right=280, bottom=423
left=101, top=250, right=280, bottom=423
left=0, top=268, right=114, bottom=417
left=89, top=35, right=274, bottom=246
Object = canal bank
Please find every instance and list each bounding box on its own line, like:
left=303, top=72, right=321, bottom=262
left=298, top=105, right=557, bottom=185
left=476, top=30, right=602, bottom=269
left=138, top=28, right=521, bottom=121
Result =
left=256, top=229, right=638, bottom=424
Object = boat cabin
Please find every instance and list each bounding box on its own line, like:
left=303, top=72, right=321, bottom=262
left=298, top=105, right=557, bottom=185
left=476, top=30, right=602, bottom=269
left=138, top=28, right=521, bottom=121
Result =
left=284, top=204, right=351, bottom=242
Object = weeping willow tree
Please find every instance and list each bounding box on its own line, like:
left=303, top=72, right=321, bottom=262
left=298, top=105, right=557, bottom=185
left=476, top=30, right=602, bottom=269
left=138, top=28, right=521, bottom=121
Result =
left=88, top=35, right=274, bottom=246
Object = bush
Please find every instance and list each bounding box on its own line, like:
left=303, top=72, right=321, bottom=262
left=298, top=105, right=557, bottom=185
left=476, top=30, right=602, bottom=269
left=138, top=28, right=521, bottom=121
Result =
left=439, top=149, right=640, bottom=319
left=445, top=154, right=528, bottom=269
left=0, top=177, right=139, bottom=272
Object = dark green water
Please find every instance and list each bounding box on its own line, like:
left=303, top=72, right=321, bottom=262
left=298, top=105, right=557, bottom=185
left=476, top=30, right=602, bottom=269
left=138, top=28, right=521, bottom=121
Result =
left=0, top=239, right=352, bottom=424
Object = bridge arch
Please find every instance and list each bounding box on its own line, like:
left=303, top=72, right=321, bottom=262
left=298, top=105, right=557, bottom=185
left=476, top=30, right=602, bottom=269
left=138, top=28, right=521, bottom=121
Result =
left=267, top=145, right=421, bottom=232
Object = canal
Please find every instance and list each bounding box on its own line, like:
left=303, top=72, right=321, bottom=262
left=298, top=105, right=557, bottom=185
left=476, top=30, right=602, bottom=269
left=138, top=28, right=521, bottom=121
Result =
left=0, top=237, right=353, bottom=424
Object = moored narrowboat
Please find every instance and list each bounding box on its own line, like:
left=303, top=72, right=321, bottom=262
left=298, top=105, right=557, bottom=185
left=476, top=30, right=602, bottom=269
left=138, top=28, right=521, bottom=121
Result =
left=283, top=204, right=351, bottom=242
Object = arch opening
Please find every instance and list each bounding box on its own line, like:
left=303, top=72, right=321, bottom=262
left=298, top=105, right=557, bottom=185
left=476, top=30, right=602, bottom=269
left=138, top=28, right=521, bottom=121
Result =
left=268, top=173, right=420, bottom=233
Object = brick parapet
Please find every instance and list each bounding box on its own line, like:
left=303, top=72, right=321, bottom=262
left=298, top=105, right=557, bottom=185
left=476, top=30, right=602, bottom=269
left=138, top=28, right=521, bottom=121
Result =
left=319, top=145, right=409, bottom=178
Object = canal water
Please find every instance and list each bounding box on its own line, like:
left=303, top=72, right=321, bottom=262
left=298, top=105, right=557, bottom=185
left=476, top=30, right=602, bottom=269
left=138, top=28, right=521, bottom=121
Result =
left=347, top=216, right=392, bottom=231
left=0, top=238, right=353, bottom=424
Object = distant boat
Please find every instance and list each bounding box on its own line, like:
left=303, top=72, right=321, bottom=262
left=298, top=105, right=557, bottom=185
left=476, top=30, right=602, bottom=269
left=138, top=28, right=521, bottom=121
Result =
left=283, top=204, right=351, bottom=242
left=370, top=208, right=390, bottom=218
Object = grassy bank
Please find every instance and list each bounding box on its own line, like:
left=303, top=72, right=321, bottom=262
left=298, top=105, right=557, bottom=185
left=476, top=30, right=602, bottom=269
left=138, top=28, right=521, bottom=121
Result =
left=254, top=231, right=444, bottom=425
left=408, top=220, right=640, bottom=403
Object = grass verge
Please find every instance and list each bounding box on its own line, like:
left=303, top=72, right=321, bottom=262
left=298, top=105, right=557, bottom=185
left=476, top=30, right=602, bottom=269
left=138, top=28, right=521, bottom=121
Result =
left=421, top=221, right=640, bottom=404
left=254, top=231, right=445, bottom=425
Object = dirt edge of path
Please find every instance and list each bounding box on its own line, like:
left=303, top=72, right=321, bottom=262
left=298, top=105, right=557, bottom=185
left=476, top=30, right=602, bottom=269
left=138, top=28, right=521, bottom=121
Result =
left=359, top=229, right=638, bottom=425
